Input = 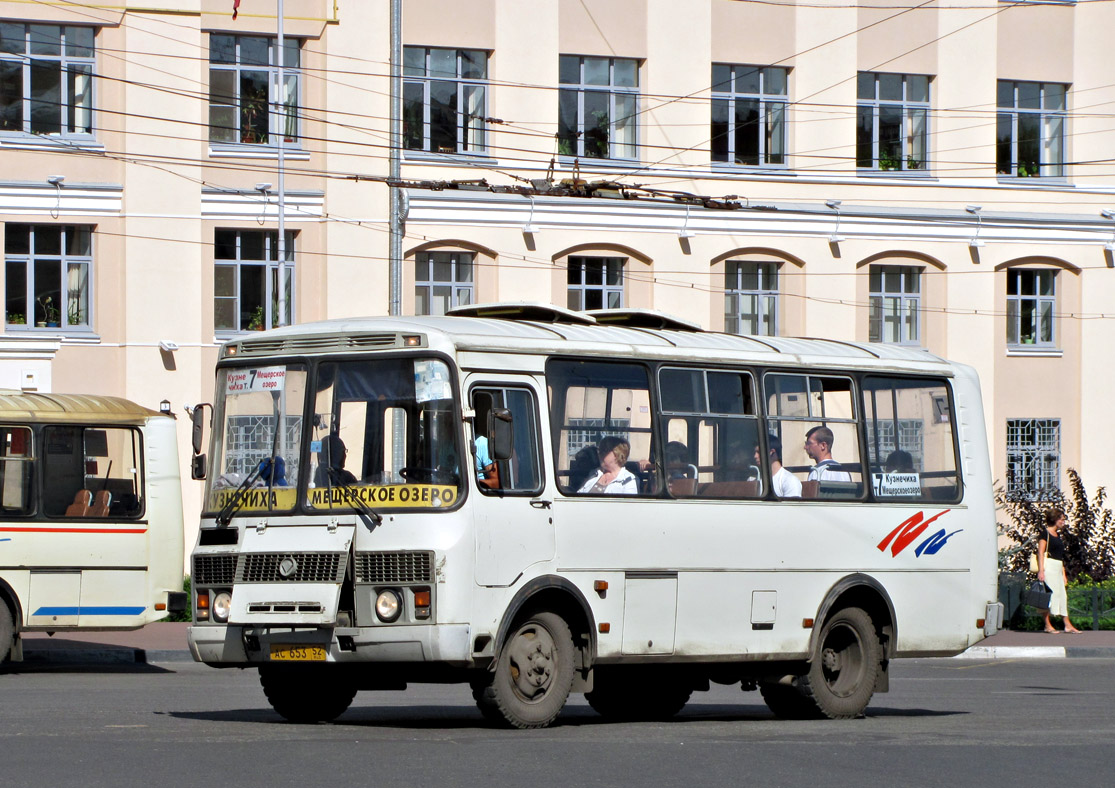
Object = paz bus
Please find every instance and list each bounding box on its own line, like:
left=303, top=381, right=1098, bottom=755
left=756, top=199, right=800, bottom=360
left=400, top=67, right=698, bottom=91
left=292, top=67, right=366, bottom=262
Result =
left=0, top=391, right=186, bottom=663
left=186, top=304, right=1002, bottom=727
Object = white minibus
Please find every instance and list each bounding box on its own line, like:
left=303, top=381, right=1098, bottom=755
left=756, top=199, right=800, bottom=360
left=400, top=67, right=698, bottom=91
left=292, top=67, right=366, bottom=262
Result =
left=0, top=391, right=185, bottom=662
left=187, top=304, right=1001, bottom=727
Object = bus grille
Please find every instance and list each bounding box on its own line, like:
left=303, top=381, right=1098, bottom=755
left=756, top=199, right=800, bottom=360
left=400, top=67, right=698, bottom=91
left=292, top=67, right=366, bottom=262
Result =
left=355, top=551, right=434, bottom=584
left=193, top=554, right=237, bottom=585
left=236, top=552, right=346, bottom=583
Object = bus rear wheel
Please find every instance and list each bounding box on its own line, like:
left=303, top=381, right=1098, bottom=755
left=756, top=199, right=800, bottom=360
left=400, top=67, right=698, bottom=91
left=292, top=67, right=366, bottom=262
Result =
left=259, top=666, right=357, bottom=723
left=0, top=602, right=13, bottom=663
left=476, top=611, right=574, bottom=729
left=798, top=606, right=880, bottom=719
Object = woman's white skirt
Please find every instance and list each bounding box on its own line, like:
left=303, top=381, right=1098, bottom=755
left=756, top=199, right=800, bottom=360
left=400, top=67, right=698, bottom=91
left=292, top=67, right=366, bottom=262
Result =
left=1044, top=556, right=1068, bottom=616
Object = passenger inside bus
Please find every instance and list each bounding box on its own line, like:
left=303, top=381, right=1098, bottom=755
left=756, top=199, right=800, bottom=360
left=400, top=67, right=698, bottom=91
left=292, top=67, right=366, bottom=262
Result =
left=577, top=436, right=639, bottom=495
left=664, top=441, right=694, bottom=480
left=568, top=444, right=600, bottom=491
left=762, top=433, right=802, bottom=498
left=316, top=435, right=356, bottom=486
left=804, top=426, right=851, bottom=482
left=885, top=449, right=915, bottom=473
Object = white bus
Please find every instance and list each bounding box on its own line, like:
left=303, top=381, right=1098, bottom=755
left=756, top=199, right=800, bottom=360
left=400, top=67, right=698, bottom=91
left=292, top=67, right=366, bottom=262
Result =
left=187, top=304, right=1001, bottom=727
left=0, top=391, right=186, bottom=663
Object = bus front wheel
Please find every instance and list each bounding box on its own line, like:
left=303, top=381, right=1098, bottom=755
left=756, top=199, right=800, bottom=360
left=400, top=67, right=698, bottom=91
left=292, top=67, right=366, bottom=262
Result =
left=477, top=611, right=574, bottom=729
left=259, top=666, right=357, bottom=723
left=799, top=606, right=880, bottom=719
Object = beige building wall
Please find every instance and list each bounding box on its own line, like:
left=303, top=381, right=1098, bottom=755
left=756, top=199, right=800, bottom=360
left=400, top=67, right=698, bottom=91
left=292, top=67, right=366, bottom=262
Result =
left=2, top=0, right=1113, bottom=571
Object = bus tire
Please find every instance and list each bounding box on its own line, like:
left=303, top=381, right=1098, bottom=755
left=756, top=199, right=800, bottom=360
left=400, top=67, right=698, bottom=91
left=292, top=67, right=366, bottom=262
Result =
left=586, top=671, right=692, bottom=721
left=259, top=666, right=357, bottom=723
left=0, top=601, right=13, bottom=664
left=798, top=606, right=880, bottom=719
left=479, top=611, right=574, bottom=729
left=759, top=682, right=821, bottom=720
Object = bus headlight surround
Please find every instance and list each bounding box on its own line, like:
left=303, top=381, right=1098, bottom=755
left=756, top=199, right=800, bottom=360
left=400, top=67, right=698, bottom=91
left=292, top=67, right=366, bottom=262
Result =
left=212, top=591, right=232, bottom=623
left=375, top=589, right=402, bottom=622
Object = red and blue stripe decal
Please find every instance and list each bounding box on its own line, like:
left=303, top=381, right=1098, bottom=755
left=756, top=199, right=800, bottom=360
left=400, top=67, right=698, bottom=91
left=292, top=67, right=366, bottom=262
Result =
left=878, top=510, right=962, bottom=558
left=32, top=606, right=146, bottom=616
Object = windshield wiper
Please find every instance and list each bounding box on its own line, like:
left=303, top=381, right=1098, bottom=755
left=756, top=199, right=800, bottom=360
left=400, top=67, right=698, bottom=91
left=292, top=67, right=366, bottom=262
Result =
left=215, top=463, right=264, bottom=526
left=325, top=469, right=382, bottom=528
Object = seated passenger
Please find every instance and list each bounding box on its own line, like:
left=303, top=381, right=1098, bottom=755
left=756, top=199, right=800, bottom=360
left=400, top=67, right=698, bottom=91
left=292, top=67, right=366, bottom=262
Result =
left=578, top=436, right=639, bottom=495
left=568, top=444, right=600, bottom=491
left=885, top=449, right=915, bottom=474
left=316, top=435, right=356, bottom=486
left=256, top=455, right=288, bottom=486
left=804, top=426, right=851, bottom=482
left=665, top=440, right=692, bottom=480
left=761, top=433, right=801, bottom=498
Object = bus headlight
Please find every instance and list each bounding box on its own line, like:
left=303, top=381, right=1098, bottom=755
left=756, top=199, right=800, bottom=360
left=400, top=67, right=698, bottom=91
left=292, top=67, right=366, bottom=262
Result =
left=375, top=590, right=401, bottom=622
left=212, top=591, right=232, bottom=623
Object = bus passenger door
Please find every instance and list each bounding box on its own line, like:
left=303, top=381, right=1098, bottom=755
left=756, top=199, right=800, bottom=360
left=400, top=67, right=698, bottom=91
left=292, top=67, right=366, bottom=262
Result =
left=469, top=380, right=554, bottom=587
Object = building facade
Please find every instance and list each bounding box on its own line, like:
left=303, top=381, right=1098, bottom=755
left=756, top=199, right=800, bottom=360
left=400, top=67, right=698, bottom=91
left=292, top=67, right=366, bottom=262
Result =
left=2, top=0, right=1113, bottom=556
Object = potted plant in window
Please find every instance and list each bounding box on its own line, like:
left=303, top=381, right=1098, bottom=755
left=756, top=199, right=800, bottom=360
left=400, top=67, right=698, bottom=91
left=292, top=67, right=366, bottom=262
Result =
left=247, top=305, right=266, bottom=331
left=7, top=313, right=25, bottom=325
left=37, top=296, right=60, bottom=327
left=67, top=297, right=84, bottom=326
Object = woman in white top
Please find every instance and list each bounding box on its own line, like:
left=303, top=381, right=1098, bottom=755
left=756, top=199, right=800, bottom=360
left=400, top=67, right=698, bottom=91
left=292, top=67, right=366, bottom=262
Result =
left=578, top=436, right=639, bottom=495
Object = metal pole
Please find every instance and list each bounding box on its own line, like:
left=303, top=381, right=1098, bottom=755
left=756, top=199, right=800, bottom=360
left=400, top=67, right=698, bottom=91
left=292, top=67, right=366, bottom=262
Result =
left=389, top=0, right=402, bottom=317
left=276, top=0, right=288, bottom=327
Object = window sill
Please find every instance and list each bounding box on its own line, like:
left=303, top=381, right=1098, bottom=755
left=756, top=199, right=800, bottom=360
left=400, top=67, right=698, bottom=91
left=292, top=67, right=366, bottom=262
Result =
left=3, top=328, right=100, bottom=343
left=557, top=156, right=640, bottom=170
left=1006, top=346, right=1062, bottom=358
left=404, top=151, right=497, bottom=167
left=711, top=161, right=790, bottom=173
left=996, top=176, right=1071, bottom=186
left=0, top=134, right=102, bottom=151
left=856, top=169, right=936, bottom=180
left=208, top=145, right=310, bottom=160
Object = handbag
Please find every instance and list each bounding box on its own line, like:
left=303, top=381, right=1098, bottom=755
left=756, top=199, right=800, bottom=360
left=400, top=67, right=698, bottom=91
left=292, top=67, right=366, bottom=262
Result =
left=1029, top=552, right=1039, bottom=574
left=1022, top=579, right=1052, bottom=609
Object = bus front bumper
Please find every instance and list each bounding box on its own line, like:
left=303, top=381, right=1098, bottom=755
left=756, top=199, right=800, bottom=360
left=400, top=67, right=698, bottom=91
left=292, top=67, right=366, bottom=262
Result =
left=187, top=623, right=472, bottom=666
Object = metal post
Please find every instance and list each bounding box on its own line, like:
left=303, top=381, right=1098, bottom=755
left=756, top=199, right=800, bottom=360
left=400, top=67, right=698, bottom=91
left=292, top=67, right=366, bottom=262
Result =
left=389, top=0, right=402, bottom=317
left=276, top=0, right=288, bottom=327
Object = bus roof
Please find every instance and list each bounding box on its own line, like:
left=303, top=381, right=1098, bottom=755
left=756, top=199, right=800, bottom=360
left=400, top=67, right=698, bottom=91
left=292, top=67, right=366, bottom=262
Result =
left=0, top=390, right=168, bottom=425
left=224, top=306, right=957, bottom=376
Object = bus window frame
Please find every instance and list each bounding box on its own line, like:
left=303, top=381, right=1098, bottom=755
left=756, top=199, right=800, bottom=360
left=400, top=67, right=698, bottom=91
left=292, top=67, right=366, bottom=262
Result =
left=468, top=382, right=546, bottom=497
left=40, top=423, right=147, bottom=520
left=0, top=424, right=36, bottom=518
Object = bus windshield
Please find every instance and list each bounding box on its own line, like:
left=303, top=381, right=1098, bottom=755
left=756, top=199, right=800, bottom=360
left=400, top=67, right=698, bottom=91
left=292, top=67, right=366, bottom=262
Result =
left=305, top=357, right=462, bottom=512
left=206, top=364, right=307, bottom=514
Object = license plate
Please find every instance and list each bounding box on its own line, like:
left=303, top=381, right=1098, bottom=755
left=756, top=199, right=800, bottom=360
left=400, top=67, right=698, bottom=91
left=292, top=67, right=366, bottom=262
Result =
left=269, top=645, right=327, bottom=662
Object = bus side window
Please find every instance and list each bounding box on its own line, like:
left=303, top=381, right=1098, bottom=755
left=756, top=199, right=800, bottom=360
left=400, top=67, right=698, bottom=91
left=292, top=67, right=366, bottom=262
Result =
left=471, top=386, right=543, bottom=494
left=0, top=426, right=34, bottom=515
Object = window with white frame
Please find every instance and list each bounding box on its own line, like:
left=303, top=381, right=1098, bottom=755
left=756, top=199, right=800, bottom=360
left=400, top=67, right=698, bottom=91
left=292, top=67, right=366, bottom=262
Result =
left=724, top=260, right=778, bottom=336
left=414, top=250, right=475, bottom=315
left=1006, top=268, right=1056, bottom=348
left=0, top=23, right=93, bottom=136
left=711, top=64, right=787, bottom=167
left=208, top=34, right=299, bottom=145
left=5, top=224, right=91, bottom=329
left=996, top=80, right=1066, bottom=178
left=214, top=229, right=294, bottom=333
left=403, top=47, right=487, bottom=155
left=856, top=72, right=929, bottom=172
left=558, top=55, right=638, bottom=160
left=869, top=265, right=921, bottom=345
left=1006, top=418, right=1060, bottom=500
left=567, top=256, right=624, bottom=310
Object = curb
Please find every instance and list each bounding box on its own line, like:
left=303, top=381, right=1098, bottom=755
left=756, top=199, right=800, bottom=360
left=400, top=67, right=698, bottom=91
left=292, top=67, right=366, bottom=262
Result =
left=20, top=647, right=194, bottom=665
left=955, top=645, right=1115, bottom=660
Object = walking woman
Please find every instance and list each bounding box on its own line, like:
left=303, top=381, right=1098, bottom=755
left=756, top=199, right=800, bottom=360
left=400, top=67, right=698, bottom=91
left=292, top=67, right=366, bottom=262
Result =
left=1038, top=508, right=1082, bottom=634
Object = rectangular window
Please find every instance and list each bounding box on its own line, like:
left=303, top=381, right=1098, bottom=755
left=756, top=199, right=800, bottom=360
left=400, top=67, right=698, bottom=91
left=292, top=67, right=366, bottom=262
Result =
left=1006, top=418, right=1060, bottom=500
left=5, top=224, right=92, bottom=329
left=869, top=265, right=921, bottom=345
left=209, top=34, right=300, bottom=145
left=0, top=23, right=94, bottom=136
left=863, top=377, right=960, bottom=503
left=0, top=426, right=33, bottom=515
left=1005, top=269, right=1055, bottom=348
left=471, top=387, right=542, bottom=494
left=711, top=64, right=787, bottom=166
left=997, top=80, right=1066, bottom=178
left=764, top=373, right=863, bottom=499
left=403, top=47, right=488, bottom=155
left=558, top=55, right=639, bottom=160
left=856, top=72, right=929, bottom=172
left=658, top=367, right=762, bottom=499
left=567, top=256, right=623, bottom=311
left=414, top=251, right=474, bottom=315
left=548, top=359, right=654, bottom=495
left=725, top=261, right=778, bottom=336
left=214, top=229, right=294, bottom=333
left=42, top=425, right=143, bottom=518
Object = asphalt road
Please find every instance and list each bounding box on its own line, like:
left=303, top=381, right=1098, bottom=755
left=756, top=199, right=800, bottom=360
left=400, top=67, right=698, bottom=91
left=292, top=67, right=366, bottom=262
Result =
left=2, top=658, right=1114, bottom=788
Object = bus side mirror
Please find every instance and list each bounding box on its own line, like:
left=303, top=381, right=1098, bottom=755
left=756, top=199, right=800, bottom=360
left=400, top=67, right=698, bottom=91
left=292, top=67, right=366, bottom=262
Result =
left=488, top=408, right=513, bottom=461
left=191, top=453, right=207, bottom=481
left=191, top=405, right=209, bottom=455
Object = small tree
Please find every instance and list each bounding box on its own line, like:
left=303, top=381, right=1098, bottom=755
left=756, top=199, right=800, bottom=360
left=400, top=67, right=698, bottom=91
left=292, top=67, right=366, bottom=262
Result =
left=996, top=468, right=1115, bottom=582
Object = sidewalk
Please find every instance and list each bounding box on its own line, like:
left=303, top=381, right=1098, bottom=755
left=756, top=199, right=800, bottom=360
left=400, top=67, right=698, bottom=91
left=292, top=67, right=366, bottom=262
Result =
left=10, top=623, right=1115, bottom=665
